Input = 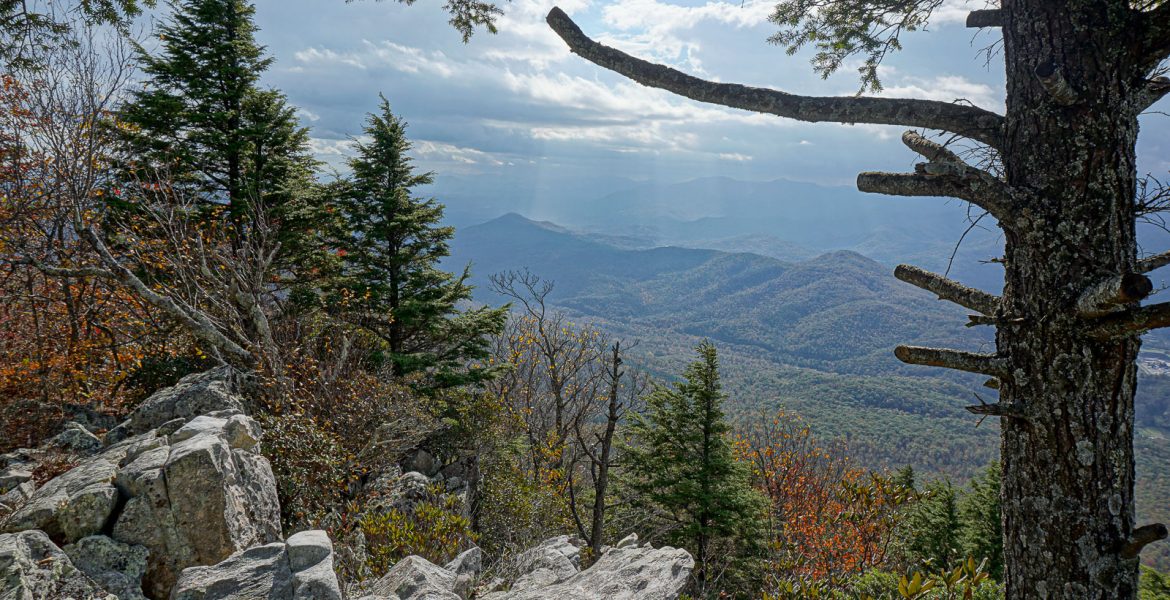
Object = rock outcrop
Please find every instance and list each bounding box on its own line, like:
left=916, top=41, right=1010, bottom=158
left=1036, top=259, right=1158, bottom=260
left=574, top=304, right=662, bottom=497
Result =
left=357, top=536, right=692, bottom=600
left=0, top=369, right=280, bottom=599
left=171, top=530, right=342, bottom=600
left=482, top=542, right=694, bottom=600
left=104, top=367, right=245, bottom=445
left=0, top=529, right=116, bottom=600
left=0, top=368, right=694, bottom=600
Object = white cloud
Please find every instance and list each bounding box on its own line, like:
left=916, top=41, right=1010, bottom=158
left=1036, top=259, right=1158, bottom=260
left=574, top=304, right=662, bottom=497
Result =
left=294, top=41, right=457, bottom=78
left=880, top=74, right=1002, bottom=110
left=413, top=140, right=507, bottom=166
left=718, top=152, right=752, bottom=161
left=597, top=0, right=772, bottom=71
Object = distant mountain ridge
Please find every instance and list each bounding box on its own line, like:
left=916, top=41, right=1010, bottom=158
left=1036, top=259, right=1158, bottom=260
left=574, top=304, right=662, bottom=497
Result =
left=446, top=213, right=1170, bottom=539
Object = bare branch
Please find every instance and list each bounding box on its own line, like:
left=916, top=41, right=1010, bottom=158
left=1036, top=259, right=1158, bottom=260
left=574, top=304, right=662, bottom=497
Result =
left=901, top=130, right=963, bottom=164
left=1120, top=524, right=1168, bottom=559
left=1076, top=273, right=1153, bottom=317
left=1138, top=249, right=1170, bottom=273
left=1035, top=61, right=1079, bottom=105
left=22, top=259, right=114, bottom=280
left=966, top=9, right=1002, bottom=28
left=78, top=226, right=254, bottom=366
left=1088, top=301, right=1170, bottom=338
left=1138, top=76, right=1170, bottom=113
left=894, top=264, right=1000, bottom=315
left=545, top=7, right=1005, bottom=148
left=857, top=168, right=1014, bottom=221
left=894, top=345, right=1009, bottom=377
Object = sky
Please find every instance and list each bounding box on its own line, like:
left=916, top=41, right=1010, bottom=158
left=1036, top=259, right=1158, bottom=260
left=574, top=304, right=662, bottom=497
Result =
left=238, top=0, right=1169, bottom=191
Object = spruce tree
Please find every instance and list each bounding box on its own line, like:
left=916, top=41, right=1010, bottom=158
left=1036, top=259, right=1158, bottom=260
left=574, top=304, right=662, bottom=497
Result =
left=119, top=0, right=300, bottom=221
left=118, top=0, right=324, bottom=265
left=328, top=98, right=505, bottom=387
left=623, top=341, right=764, bottom=596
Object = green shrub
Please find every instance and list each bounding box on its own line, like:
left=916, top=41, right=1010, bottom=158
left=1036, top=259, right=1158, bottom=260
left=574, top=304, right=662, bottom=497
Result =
left=359, top=484, right=477, bottom=577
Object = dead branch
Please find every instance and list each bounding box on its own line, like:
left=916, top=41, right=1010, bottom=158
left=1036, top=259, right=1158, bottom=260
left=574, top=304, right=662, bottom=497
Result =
left=1120, top=524, right=1168, bottom=559
left=1139, top=77, right=1170, bottom=113
left=966, top=9, right=1002, bottom=28
left=1076, top=273, right=1153, bottom=317
left=894, top=345, right=1009, bottom=377
left=901, top=130, right=963, bottom=164
left=894, top=264, right=1000, bottom=315
left=1035, top=61, right=1079, bottom=105
left=857, top=168, right=1013, bottom=221
left=545, top=7, right=1005, bottom=148
left=1138, top=249, right=1170, bottom=273
left=1087, top=301, right=1170, bottom=338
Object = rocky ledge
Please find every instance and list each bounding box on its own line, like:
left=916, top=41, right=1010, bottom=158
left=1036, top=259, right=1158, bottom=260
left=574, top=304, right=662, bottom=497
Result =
left=0, top=369, right=692, bottom=599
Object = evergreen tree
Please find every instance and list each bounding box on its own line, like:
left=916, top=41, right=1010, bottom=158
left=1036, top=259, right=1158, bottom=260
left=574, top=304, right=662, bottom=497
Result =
left=118, top=0, right=317, bottom=222
left=958, top=462, right=1003, bottom=580
left=901, top=479, right=961, bottom=570
left=117, top=0, right=325, bottom=266
left=328, top=98, right=505, bottom=387
left=623, top=341, right=764, bottom=596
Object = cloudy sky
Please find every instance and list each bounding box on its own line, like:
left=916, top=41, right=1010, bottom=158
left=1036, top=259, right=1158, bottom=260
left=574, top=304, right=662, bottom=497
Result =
left=242, top=0, right=1169, bottom=190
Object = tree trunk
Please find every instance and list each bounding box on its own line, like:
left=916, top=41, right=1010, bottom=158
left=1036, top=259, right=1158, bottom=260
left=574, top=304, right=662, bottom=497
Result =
left=998, top=1, right=1145, bottom=596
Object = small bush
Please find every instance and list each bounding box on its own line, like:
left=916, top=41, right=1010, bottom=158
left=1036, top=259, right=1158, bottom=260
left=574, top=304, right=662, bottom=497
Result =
left=359, top=484, right=477, bottom=577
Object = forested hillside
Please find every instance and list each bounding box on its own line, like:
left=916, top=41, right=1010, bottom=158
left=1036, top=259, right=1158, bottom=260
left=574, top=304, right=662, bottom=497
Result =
left=447, top=213, right=1170, bottom=570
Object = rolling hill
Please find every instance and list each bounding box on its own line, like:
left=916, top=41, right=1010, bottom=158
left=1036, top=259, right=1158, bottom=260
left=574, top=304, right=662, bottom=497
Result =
left=446, top=213, right=1170, bottom=568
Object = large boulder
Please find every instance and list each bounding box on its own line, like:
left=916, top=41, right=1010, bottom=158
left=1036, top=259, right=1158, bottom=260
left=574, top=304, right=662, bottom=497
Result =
left=507, top=535, right=581, bottom=591
left=481, top=539, right=693, bottom=600
left=1, top=454, right=121, bottom=544
left=112, top=412, right=282, bottom=598
left=0, top=529, right=116, bottom=600
left=171, top=530, right=341, bottom=600
left=2, top=406, right=280, bottom=598
left=63, top=535, right=150, bottom=600
left=356, top=555, right=460, bottom=600
left=104, top=367, right=244, bottom=445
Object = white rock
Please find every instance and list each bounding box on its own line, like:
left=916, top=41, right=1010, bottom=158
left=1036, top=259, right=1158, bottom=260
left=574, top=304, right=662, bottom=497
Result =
left=481, top=543, right=693, bottom=600
left=0, top=530, right=116, bottom=599
left=171, top=531, right=342, bottom=600
left=357, top=555, right=460, bottom=600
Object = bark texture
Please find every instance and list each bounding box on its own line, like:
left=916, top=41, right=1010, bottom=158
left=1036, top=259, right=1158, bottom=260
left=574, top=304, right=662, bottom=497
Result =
left=994, top=2, right=1150, bottom=595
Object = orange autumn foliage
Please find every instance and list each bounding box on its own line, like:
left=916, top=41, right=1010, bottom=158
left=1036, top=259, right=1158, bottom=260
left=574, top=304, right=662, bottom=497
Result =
left=737, top=409, right=913, bottom=591
left=0, top=74, right=182, bottom=451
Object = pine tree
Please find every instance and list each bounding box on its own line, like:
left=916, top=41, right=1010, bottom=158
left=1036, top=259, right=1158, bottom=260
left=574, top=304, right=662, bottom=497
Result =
left=623, top=341, right=764, bottom=596
left=328, top=98, right=505, bottom=388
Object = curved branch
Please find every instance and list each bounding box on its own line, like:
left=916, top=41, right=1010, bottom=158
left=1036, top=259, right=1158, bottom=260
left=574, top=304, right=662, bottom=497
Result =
left=78, top=226, right=254, bottom=366
left=545, top=7, right=1005, bottom=148
left=857, top=168, right=1014, bottom=221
